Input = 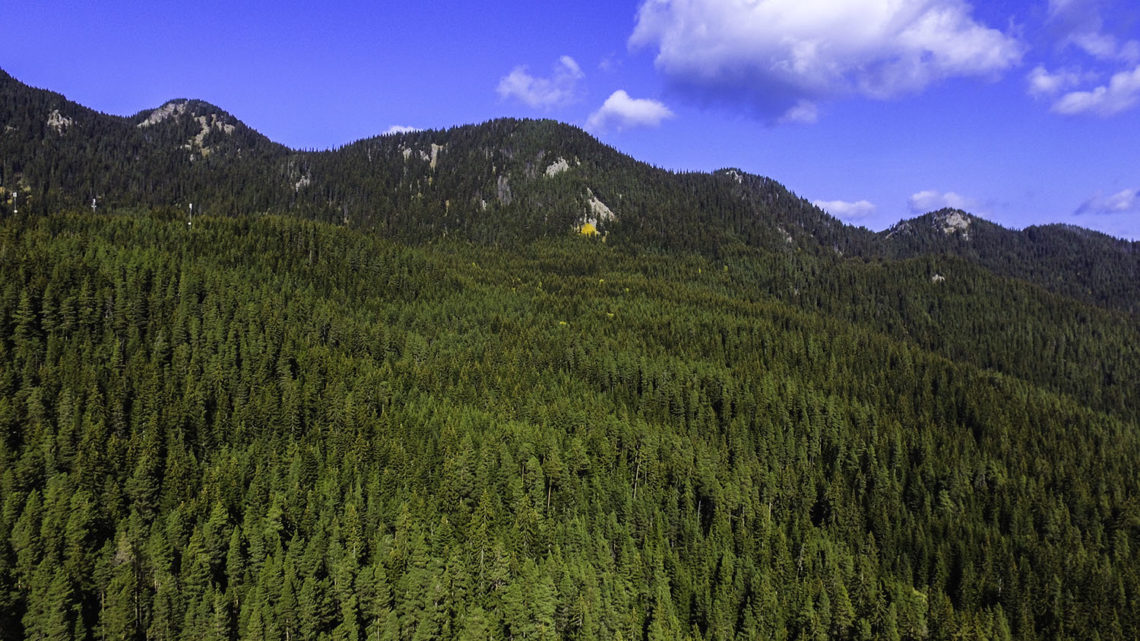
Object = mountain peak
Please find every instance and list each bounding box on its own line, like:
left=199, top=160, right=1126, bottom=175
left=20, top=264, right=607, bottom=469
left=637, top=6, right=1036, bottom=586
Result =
left=137, top=99, right=193, bottom=128
left=931, top=208, right=973, bottom=237
left=2, top=67, right=1137, bottom=313
left=885, top=208, right=978, bottom=241
left=136, top=99, right=236, bottom=131
left=123, top=97, right=277, bottom=159
left=716, top=168, right=747, bottom=184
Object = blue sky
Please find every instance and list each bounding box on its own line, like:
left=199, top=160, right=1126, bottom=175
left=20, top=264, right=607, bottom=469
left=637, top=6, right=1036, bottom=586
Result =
left=2, top=0, right=1138, bottom=239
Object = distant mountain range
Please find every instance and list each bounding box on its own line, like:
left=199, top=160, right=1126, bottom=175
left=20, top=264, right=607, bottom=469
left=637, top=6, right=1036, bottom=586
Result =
left=2, top=67, right=1137, bottom=313
left=3, top=68, right=1140, bottom=641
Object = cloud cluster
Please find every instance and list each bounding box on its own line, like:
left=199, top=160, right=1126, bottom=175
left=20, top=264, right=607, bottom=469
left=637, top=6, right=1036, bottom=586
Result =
left=629, top=0, right=1022, bottom=121
left=586, top=90, right=674, bottom=131
left=1033, top=0, right=1140, bottom=116
left=1076, top=188, right=1139, bottom=216
left=1048, top=0, right=1140, bottom=63
left=909, top=190, right=977, bottom=214
left=495, top=55, right=673, bottom=132
left=812, top=199, right=876, bottom=220
left=1050, top=64, right=1140, bottom=116
left=497, top=56, right=585, bottom=109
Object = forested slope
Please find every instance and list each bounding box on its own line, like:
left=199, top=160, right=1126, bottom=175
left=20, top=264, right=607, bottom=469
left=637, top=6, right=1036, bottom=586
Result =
left=1, top=212, right=1137, bottom=640
left=3, top=67, right=1138, bottom=315
left=881, top=211, right=1140, bottom=314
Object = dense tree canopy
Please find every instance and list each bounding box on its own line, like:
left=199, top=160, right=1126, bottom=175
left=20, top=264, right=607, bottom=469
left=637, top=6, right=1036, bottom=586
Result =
left=3, top=67, right=1137, bottom=315
left=1, top=211, right=1137, bottom=640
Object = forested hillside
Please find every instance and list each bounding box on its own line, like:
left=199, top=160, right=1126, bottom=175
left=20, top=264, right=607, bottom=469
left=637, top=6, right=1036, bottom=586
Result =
left=881, top=211, right=1140, bottom=314
left=2, top=68, right=1137, bottom=314
left=1, top=212, right=1138, bottom=640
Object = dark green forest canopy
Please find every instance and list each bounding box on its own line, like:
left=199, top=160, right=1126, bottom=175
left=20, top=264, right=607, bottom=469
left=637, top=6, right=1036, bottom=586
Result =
left=3, top=66, right=1138, bottom=315
left=1, top=212, right=1138, bottom=640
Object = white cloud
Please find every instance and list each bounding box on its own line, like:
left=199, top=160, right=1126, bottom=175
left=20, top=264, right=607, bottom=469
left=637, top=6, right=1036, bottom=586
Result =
left=497, top=55, right=585, bottom=108
left=909, top=190, right=977, bottom=213
left=1052, top=64, right=1140, bottom=116
left=813, top=199, right=876, bottom=220
left=1027, top=65, right=1084, bottom=97
left=1072, top=188, right=1140, bottom=238
left=383, top=125, right=421, bottom=135
left=779, top=100, right=819, bottom=124
left=1076, top=188, right=1139, bottom=216
left=629, top=0, right=1023, bottom=120
left=1071, top=31, right=1140, bottom=62
left=1036, top=2, right=1140, bottom=117
left=1048, top=0, right=1140, bottom=63
left=586, top=90, right=675, bottom=131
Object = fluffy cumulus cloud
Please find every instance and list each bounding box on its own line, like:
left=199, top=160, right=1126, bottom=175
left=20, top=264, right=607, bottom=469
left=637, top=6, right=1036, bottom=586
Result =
left=629, top=0, right=1023, bottom=121
left=812, top=199, right=876, bottom=220
left=1076, top=188, right=1139, bottom=216
left=908, top=190, right=977, bottom=213
left=497, top=56, right=585, bottom=108
left=1027, top=65, right=1085, bottom=97
left=586, top=90, right=675, bottom=131
left=1034, top=1, right=1140, bottom=116
left=1051, top=64, right=1140, bottom=116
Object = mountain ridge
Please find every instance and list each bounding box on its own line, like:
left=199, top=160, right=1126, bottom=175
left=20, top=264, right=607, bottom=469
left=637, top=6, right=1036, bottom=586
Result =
left=1, top=67, right=1137, bottom=312
left=2, top=67, right=1140, bottom=640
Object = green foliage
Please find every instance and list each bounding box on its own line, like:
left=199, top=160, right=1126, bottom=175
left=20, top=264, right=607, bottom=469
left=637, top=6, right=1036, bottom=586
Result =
left=5, top=67, right=1137, bottom=318
left=0, top=211, right=1137, bottom=640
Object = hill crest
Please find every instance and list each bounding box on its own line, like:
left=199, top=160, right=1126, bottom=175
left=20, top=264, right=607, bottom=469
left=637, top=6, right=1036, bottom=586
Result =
left=1, top=67, right=1137, bottom=312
